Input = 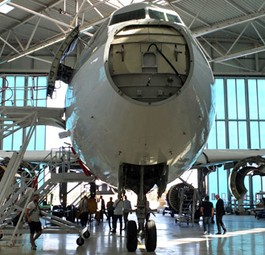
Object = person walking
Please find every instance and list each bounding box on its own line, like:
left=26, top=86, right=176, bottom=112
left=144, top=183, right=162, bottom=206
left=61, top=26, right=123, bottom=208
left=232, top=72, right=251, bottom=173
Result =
left=215, top=194, right=227, bottom=234
left=112, top=194, right=123, bottom=234
left=26, top=191, right=43, bottom=250
left=123, top=195, right=132, bottom=229
left=78, top=195, right=89, bottom=227
left=200, top=195, right=214, bottom=235
left=106, top=197, right=114, bottom=230
left=99, top=195, right=107, bottom=222
left=87, top=195, right=97, bottom=222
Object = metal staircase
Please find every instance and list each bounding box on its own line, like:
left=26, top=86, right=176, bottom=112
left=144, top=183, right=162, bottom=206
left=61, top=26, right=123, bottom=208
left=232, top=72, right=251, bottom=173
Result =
left=176, top=186, right=198, bottom=226
left=0, top=145, right=95, bottom=246
left=0, top=88, right=94, bottom=246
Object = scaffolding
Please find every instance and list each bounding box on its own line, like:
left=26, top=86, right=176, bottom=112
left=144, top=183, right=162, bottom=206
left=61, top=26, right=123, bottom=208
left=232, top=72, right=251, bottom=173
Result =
left=0, top=106, right=94, bottom=246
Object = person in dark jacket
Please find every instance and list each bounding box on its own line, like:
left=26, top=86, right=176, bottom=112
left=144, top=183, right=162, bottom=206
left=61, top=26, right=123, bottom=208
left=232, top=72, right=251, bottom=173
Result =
left=200, top=195, right=214, bottom=234
left=106, top=197, right=114, bottom=230
left=215, top=194, right=227, bottom=234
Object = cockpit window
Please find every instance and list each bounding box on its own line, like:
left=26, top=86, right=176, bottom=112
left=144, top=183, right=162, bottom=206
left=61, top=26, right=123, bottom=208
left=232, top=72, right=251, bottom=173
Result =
left=167, top=13, right=181, bottom=23
left=149, top=9, right=165, bottom=21
left=149, top=9, right=181, bottom=24
left=110, top=9, right=146, bottom=25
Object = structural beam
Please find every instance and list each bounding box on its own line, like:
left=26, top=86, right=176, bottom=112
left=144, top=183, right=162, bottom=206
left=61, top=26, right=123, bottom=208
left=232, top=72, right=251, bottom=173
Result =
left=193, top=9, right=265, bottom=37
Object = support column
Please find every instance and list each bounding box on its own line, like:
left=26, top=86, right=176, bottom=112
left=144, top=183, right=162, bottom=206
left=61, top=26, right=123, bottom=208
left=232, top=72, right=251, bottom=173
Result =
left=249, top=175, right=253, bottom=208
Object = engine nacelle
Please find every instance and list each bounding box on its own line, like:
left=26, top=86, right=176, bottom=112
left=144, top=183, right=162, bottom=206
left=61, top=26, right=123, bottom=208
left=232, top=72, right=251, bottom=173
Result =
left=229, top=156, right=265, bottom=200
left=167, top=183, right=197, bottom=214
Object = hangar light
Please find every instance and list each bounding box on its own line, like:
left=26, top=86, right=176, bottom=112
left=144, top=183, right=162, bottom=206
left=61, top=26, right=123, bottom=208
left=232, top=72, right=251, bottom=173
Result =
left=0, top=1, right=14, bottom=14
left=0, top=0, right=11, bottom=5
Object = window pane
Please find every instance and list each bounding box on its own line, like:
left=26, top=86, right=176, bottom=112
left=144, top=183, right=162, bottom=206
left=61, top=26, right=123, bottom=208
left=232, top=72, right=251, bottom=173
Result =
left=250, top=121, right=259, bottom=148
left=13, top=129, right=22, bottom=150
left=15, top=76, right=25, bottom=106
left=244, top=176, right=250, bottom=202
left=238, top=121, right=247, bottom=149
left=217, top=121, right=226, bottom=149
left=36, top=126, right=45, bottom=149
left=0, top=74, right=48, bottom=151
left=218, top=166, right=228, bottom=203
left=215, top=79, right=225, bottom=119
left=259, top=121, right=265, bottom=148
left=27, top=77, right=33, bottom=106
left=3, top=128, right=13, bottom=150
left=236, top=79, right=246, bottom=119
left=110, top=9, right=146, bottom=25
left=27, top=126, right=36, bottom=150
left=37, top=77, right=47, bottom=107
left=207, top=121, right=217, bottom=149
left=208, top=170, right=218, bottom=200
left=5, top=76, right=14, bottom=106
left=228, top=121, right=238, bottom=149
left=262, top=177, right=265, bottom=193
left=167, top=13, right=181, bottom=23
left=227, top=79, right=237, bottom=119
left=248, top=79, right=258, bottom=119
left=257, top=79, right=265, bottom=119
left=252, top=176, right=262, bottom=200
left=149, top=9, right=165, bottom=21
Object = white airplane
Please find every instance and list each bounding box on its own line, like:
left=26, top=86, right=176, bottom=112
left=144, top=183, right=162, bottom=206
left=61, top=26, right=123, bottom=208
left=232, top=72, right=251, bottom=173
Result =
left=49, top=2, right=214, bottom=251
left=45, top=2, right=264, bottom=251
left=1, top=2, right=265, bottom=252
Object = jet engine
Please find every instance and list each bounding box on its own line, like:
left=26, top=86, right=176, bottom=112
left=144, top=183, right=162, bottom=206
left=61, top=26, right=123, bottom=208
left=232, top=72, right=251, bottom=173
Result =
left=166, top=183, right=197, bottom=214
left=229, top=156, right=265, bottom=200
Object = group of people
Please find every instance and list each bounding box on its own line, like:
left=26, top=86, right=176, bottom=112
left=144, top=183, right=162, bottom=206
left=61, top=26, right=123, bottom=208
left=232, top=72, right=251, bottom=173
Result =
left=78, top=195, right=98, bottom=226
left=25, top=192, right=134, bottom=250
left=77, top=194, right=133, bottom=234
left=24, top=190, right=227, bottom=250
left=107, top=194, right=132, bottom=234
left=200, top=194, right=227, bottom=235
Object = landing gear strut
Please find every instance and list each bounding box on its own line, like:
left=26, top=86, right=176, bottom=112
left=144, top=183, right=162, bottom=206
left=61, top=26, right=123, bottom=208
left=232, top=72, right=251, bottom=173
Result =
left=124, top=165, right=160, bottom=252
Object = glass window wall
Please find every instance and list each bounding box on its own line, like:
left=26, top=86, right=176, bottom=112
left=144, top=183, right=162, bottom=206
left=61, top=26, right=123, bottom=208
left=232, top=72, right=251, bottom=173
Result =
left=1, top=74, right=265, bottom=209
left=0, top=75, right=47, bottom=151
left=208, top=77, right=265, bottom=208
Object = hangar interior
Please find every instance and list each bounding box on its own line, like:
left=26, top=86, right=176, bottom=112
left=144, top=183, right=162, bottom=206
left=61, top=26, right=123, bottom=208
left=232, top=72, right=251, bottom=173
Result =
left=0, top=0, right=265, bottom=254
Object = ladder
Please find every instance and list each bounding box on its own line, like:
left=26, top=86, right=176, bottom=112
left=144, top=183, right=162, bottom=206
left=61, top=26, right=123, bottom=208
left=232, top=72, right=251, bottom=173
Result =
left=0, top=106, right=93, bottom=246
left=177, top=187, right=198, bottom=226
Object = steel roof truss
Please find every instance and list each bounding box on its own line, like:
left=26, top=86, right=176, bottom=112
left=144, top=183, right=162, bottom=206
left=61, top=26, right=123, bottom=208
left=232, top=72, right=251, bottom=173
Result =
left=251, top=22, right=265, bottom=45
left=26, top=17, right=41, bottom=50
left=226, top=23, right=250, bottom=56
left=9, top=2, right=74, bottom=30
left=193, top=8, right=265, bottom=37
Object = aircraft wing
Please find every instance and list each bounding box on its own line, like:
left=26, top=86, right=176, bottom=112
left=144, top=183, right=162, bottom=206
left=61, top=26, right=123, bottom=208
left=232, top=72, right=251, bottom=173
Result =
left=0, top=106, right=65, bottom=131
left=0, top=150, right=58, bottom=162
left=1, top=106, right=265, bottom=200
left=195, top=149, right=265, bottom=168
left=194, top=149, right=265, bottom=200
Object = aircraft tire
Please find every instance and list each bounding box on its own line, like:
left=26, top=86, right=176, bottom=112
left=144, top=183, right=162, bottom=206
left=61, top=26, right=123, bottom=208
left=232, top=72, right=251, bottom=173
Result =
left=126, top=220, right=138, bottom=252
left=76, top=236, right=85, bottom=246
left=83, top=230, right=90, bottom=239
left=145, top=220, right=157, bottom=252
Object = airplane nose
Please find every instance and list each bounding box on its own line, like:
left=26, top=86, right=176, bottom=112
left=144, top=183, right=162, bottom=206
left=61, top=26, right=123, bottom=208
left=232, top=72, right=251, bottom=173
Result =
left=108, top=25, right=191, bottom=104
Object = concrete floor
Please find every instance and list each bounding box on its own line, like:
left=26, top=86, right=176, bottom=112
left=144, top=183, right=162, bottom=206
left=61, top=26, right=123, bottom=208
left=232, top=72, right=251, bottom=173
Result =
left=0, top=213, right=265, bottom=255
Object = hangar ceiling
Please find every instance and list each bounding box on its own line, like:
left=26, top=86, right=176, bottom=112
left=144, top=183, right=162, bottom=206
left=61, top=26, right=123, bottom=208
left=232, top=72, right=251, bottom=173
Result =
left=0, top=0, right=265, bottom=75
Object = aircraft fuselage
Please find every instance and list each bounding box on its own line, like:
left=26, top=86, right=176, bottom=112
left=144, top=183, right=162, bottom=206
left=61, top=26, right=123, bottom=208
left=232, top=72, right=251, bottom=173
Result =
left=65, top=3, right=215, bottom=190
